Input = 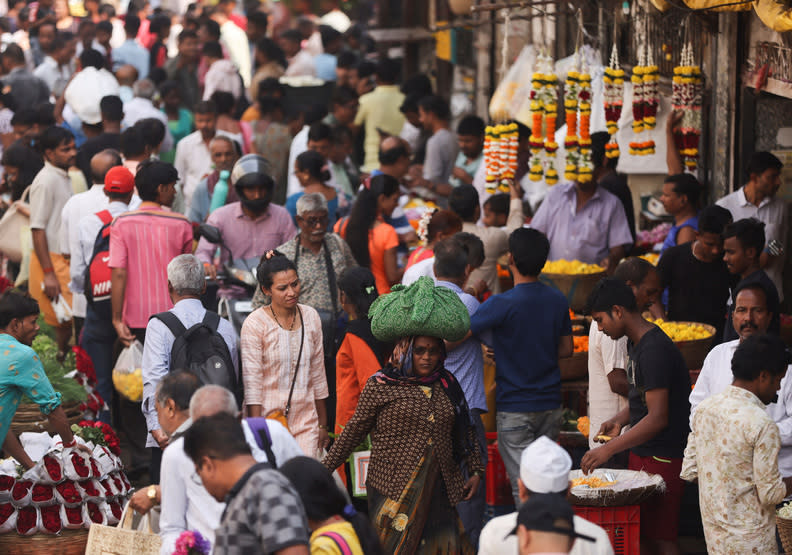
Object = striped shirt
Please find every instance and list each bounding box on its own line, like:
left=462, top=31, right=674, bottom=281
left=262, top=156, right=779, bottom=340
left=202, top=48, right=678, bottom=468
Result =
left=108, top=205, right=193, bottom=329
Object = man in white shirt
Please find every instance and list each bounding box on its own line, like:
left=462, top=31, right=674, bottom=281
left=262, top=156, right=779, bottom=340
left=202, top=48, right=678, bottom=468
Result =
left=587, top=258, right=661, bottom=450
left=78, top=164, right=139, bottom=423
left=479, top=436, right=613, bottom=555
left=209, top=1, right=251, bottom=88
left=173, top=101, right=217, bottom=211
left=61, top=150, right=121, bottom=333
left=689, top=279, right=792, bottom=475
left=33, top=35, right=75, bottom=99
left=717, top=152, right=787, bottom=301
left=121, top=79, right=174, bottom=153
left=280, top=29, right=317, bottom=78
left=128, top=382, right=302, bottom=555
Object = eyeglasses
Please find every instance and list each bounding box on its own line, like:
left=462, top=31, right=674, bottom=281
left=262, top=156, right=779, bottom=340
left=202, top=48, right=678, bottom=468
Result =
left=299, top=215, right=329, bottom=228
left=413, top=345, right=442, bottom=357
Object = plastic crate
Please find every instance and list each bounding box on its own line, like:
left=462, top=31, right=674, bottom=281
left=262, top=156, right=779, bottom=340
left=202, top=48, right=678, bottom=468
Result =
left=573, top=504, right=640, bottom=555
left=485, top=432, right=514, bottom=506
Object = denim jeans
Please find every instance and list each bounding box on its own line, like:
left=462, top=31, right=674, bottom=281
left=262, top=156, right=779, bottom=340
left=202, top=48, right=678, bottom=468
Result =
left=456, top=408, right=488, bottom=550
left=80, top=306, right=117, bottom=424
left=496, top=408, right=563, bottom=505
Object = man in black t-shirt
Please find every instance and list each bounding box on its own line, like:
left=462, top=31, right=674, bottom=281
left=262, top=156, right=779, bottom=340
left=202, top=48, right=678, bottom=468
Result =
left=657, top=204, right=734, bottom=340
left=582, top=278, right=690, bottom=555
left=722, top=218, right=781, bottom=341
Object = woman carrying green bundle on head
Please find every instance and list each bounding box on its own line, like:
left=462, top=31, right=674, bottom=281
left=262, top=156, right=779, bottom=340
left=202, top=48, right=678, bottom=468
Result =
left=323, top=276, right=483, bottom=554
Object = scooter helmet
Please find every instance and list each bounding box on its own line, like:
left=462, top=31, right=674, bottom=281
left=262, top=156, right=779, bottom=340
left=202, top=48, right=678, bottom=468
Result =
left=231, top=154, right=274, bottom=213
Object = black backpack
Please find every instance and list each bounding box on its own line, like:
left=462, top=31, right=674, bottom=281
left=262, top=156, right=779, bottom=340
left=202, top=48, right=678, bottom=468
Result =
left=151, top=311, right=242, bottom=407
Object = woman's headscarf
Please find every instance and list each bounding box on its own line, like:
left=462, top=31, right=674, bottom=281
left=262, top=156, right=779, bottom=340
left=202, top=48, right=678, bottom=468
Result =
left=373, top=336, right=475, bottom=464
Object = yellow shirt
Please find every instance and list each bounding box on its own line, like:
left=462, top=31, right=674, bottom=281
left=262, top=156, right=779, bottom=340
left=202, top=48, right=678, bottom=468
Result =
left=354, top=85, right=406, bottom=172
left=310, top=521, right=364, bottom=555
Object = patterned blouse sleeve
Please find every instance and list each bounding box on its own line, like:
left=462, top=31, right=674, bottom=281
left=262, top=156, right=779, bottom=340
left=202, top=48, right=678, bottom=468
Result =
left=323, top=379, right=380, bottom=471
left=465, top=416, right=484, bottom=475
left=241, top=311, right=265, bottom=407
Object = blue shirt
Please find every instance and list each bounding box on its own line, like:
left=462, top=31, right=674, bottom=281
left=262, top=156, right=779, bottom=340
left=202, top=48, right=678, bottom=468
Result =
left=141, top=299, right=239, bottom=447
left=436, top=281, right=487, bottom=412
left=0, top=334, right=62, bottom=446
left=314, top=53, right=337, bottom=82
left=449, top=151, right=483, bottom=188
left=112, top=39, right=150, bottom=80
left=661, top=214, right=698, bottom=253
left=470, top=282, right=571, bottom=412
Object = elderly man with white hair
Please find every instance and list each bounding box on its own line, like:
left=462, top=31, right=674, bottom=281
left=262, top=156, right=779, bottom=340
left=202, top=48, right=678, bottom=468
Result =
left=478, top=436, right=613, bottom=555
left=122, top=78, right=174, bottom=153
left=130, top=381, right=303, bottom=555
left=141, top=254, right=238, bottom=481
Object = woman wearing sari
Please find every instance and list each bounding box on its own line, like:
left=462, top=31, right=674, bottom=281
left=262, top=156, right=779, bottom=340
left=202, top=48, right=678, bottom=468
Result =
left=323, top=277, right=483, bottom=553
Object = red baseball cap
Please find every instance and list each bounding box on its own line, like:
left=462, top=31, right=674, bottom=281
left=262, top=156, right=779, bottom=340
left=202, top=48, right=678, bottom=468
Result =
left=104, top=166, right=135, bottom=194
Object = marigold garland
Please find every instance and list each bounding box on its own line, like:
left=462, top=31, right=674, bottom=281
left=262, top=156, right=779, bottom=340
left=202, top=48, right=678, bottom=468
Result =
left=577, top=70, right=593, bottom=182
left=672, top=43, right=703, bottom=170
left=484, top=123, right=519, bottom=193
left=603, top=44, right=624, bottom=159
left=630, top=44, right=656, bottom=156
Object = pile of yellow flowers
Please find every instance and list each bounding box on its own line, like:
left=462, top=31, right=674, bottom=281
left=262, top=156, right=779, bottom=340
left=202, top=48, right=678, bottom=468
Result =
left=571, top=476, right=616, bottom=488
left=542, top=260, right=605, bottom=275
left=112, top=368, right=143, bottom=402
left=650, top=319, right=712, bottom=342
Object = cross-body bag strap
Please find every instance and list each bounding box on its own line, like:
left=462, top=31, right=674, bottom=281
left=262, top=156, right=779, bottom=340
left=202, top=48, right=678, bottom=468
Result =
left=284, top=306, right=304, bottom=418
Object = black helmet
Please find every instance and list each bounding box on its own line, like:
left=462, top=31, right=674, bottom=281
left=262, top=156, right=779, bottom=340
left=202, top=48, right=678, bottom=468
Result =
left=231, top=154, right=274, bottom=189
left=231, top=154, right=274, bottom=213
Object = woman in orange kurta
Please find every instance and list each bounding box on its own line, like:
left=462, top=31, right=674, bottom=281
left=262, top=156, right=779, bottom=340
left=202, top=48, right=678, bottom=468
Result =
left=335, top=268, right=388, bottom=436
left=334, top=174, right=401, bottom=294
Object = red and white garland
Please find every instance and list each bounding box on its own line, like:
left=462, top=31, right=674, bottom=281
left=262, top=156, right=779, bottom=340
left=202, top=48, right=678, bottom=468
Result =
left=672, top=43, right=703, bottom=170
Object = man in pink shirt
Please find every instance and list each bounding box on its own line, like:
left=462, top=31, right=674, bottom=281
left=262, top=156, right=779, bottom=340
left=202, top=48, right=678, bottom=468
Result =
left=109, top=159, right=193, bottom=345
left=108, top=159, right=193, bottom=477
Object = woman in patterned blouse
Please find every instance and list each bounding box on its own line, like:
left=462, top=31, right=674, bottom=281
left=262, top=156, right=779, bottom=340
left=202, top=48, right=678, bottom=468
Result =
left=323, top=335, right=484, bottom=554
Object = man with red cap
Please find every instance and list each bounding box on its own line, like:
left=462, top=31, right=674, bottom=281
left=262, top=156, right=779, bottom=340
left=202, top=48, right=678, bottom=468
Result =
left=76, top=164, right=139, bottom=424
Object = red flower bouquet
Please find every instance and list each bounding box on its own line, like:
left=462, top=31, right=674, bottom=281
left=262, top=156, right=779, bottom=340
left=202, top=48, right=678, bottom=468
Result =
left=61, top=504, right=85, bottom=529
left=78, top=479, right=102, bottom=501
left=43, top=454, right=63, bottom=482
left=107, top=500, right=122, bottom=525
left=69, top=452, right=91, bottom=479
left=31, top=483, right=55, bottom=506
left=0, top=475, right=13, bottom=501
left=0, top=502, right=16, bottom=533
left=11, top=480, right=32, bottom=506
left=55, top=480, right=83, bottom=505
left=73, top=345, right=97, bottom=383
left=99, top=479, right=115, bottom=498
left=40, top=504, right=62, bottom=534
left=16, top=506, right=39, bottom=535
left=86, top=501, right=105, bottom=524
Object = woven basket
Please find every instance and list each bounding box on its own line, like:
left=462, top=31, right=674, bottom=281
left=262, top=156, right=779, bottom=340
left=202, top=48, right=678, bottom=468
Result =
left=560, top=351, right=588, bottom=381
left=0, top=528, right=89, bottom=555
left=568, top=469, right=665, bottom=507
left=778, top=515, right=792, bottom=554
left=671, top=322, right=716, bottom=371
left=539, top=271, right=606, bottom=313
left=10, top=401, right=84, bottom=435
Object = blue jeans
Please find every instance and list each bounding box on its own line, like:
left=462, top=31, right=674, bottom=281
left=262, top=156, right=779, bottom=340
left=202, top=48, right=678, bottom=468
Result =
left=80, top=305, right=117, bottom=424
left=456, top=408, right=488, bottom=550
left=496, top=408, right=563, bottom=505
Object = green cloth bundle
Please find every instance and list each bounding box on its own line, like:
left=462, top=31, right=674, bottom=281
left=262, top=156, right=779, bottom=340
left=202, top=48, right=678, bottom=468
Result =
left=368, top=276, right=470, bottom=342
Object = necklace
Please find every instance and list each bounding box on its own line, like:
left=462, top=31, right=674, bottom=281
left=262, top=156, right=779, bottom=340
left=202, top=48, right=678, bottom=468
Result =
left=270, top=305, right=297, bottom=330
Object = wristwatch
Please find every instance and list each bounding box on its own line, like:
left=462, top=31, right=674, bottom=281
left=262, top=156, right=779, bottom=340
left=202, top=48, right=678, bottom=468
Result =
left=147, top=485, right=158, bottom=503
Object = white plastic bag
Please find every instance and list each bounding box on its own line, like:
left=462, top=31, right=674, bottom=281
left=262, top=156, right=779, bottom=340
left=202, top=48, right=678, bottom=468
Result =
left=112, top=341, right=144, bottom=402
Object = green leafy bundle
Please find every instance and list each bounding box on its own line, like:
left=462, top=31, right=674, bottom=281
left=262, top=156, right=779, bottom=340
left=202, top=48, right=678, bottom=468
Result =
left=24, top=335, right=87, bottom=404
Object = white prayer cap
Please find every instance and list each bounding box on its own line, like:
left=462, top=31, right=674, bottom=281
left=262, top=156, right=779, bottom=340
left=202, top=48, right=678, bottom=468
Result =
left=519, top=436, right=572, bottom=494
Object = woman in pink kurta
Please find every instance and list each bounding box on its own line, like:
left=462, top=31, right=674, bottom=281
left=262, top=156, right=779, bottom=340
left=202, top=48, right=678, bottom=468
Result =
left=240, top=252, right=330, bottom=456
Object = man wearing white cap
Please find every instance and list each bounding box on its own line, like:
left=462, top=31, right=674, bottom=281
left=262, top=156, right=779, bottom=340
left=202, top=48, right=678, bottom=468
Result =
left=478, top=436, right=613, bottom=555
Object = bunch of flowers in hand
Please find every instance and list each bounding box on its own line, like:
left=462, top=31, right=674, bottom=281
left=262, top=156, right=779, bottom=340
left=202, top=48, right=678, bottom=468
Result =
left=73, top=420, right=121, bottom=455
left=174, top=530, right=211, bottom=555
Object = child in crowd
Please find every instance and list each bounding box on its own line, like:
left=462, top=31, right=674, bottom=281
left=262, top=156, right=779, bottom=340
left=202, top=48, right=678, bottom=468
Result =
left=482, top=193, right=510, bottom=228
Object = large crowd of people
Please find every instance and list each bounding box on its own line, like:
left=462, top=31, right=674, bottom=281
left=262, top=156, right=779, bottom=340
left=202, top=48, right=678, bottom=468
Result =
left=0, top=1, right=791, bottom=554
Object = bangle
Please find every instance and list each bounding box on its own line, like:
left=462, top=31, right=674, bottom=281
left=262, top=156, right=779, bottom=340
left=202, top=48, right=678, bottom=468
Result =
left=63, top=438, right=76, bottom=448
left=42, top=266, right=54, bottom=274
